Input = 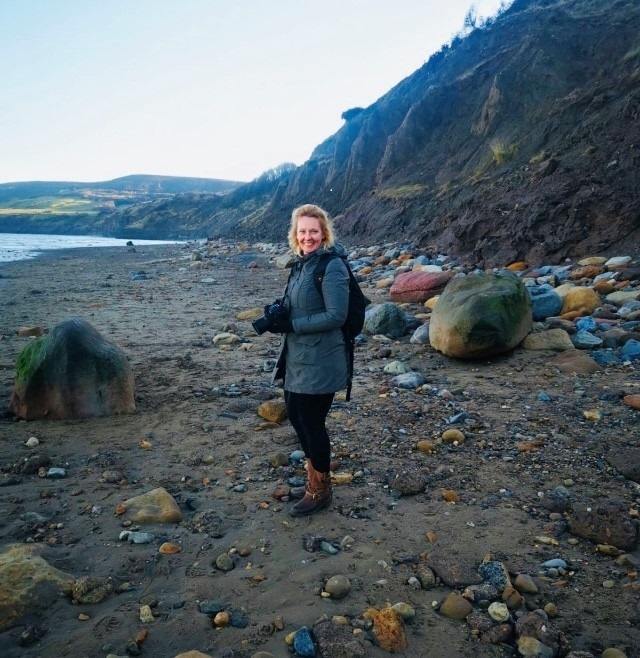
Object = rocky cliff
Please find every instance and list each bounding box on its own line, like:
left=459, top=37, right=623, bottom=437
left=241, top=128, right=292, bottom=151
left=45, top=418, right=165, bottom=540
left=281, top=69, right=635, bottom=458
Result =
left=111, top=0, right=640, bottom=266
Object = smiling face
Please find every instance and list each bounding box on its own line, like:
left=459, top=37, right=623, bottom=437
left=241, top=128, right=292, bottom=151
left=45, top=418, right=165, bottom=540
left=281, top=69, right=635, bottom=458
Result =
left=296, top=215, right=325, bottom=255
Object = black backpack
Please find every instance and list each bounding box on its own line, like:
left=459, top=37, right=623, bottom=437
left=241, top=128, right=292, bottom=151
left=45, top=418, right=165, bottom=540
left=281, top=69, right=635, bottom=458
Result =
left=313, top=253, right=371, bottom=400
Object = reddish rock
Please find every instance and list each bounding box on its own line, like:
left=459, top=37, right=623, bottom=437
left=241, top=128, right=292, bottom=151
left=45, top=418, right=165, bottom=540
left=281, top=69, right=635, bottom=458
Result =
left=389, top=270, right=453, bottom=303
left=623, top=394, right=640, bottom=410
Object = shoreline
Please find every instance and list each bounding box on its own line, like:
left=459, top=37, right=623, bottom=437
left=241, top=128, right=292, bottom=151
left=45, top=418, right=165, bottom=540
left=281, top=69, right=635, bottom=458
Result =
left=0, top=241, right=639, bottom=658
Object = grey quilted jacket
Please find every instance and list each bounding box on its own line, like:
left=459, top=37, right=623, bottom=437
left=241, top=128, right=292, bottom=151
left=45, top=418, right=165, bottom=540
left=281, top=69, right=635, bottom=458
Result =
left=272, top=244, right=350, bottom=394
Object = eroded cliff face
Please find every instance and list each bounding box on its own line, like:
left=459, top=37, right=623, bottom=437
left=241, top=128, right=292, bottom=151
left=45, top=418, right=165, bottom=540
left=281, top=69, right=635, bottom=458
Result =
left=251, top=0, right=640, bottom=264
left=114, top=0, right=640, bottom=265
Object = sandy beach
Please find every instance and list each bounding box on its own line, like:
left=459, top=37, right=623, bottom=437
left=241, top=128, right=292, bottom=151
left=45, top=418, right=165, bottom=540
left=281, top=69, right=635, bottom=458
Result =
left=0, top=241, right=638, bottom=658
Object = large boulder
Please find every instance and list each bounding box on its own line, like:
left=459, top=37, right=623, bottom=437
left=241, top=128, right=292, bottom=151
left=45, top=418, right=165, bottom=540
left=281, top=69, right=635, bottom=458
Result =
left=10, top=317, right=135, bottom=420
left=0, top=544, right=74, bottom=630
left=389, top=270, right=453, bottom=303
left=429, top=274, right=532, bottom=358
left=363, top=303, right=407, bottom=338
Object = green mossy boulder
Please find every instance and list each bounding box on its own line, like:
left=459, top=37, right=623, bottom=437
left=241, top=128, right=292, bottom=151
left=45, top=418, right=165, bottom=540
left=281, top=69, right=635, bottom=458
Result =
left=429, top=273, right=532, bottom=358
left=10, top=317, right=135, bottom=420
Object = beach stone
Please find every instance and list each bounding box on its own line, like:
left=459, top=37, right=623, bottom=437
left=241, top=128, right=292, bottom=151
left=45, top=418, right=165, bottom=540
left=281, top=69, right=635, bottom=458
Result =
left=478, top=561, right=512, bottom=592
left=623, top=394, right=640, bottom=410
left=481, top=624, right=513, bottom=645
left=466, top=611, right=495, bottom=633
left=17, top=326, right=45, bottom=337
left=409, top=323, right=431, bottom=344
left=547, top=350, right=600, bottom=374
left=516, top=636, right=555, bottom=657
left=236, top=308, right=262, bottom=321
left=415, top=564, right=436, bottom=589
left=571, top=330, right=603, bottom=349
left=0, top=545, right=74, bottom=630
left=257, top=399, right=287, bottom=423
left=529, top=285, right=563, bottom=320
left=560, top=287, right=601, bottom=314
left=268, top=451, right=289, bottom=467
left=212, top=332, right=241, bottom=345
left=389, top=270, right=453, bottom=303
left=72, top=576, right=113, bottom=604
left=293, top=626, right=315, bottom=657
left=429, top=273, right=532, bottom=358
left=442, top=428, right=465, bottom=443
left=173, top=652, right=213, bottom=658
left=324, top=574, right=351, bottom=599
left=601, top=649, right=628, bottom=658
left=605, top=256, right=632, bottom=270
left=605, top=290, right=640, bottom=306
left=363, top=607, right=407, bottom=652
left=388, top=471, right=426, bottom=496
left=313, top=619, right=366, bottom=658
left=567, top=500, right=637, bottom=550
left=515, top=610, right=570, bottom=657
left=383, top=360, right=411, bottom=374
left=10, top=317, right=135, bottom=420
left=392, top=372, right=426, bottom=389
left=121, top=487, right=183, bottom=524
left=522, top=329, right=574, bottom=351
left=364, top=302, right=407, bottom=338
left=606, top=447, right=640, bottom=484
left=570, top=264, right=605, bottom=280
left=621, top=339, right=640, bottom=360
left=514, top=574, right=539, bottom=595
left=578, top=256, right=607, bottom=266
left=487, top=602, right=510, bottom=622
left=392, top=602, right=416, bottom=620
left=440, top=592, right=473, bottom=619
left=593, top=279, right=616, bottom=294
left=502, top=586, right=523, bottom=610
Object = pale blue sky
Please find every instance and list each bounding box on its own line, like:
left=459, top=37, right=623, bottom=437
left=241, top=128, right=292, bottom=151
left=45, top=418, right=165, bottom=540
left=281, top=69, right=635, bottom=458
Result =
left=1, top=1, right=505, bottom=183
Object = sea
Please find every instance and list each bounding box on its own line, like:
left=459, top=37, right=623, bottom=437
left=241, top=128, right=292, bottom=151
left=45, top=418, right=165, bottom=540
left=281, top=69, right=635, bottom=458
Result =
left=0, top=233, right=183, bottom=264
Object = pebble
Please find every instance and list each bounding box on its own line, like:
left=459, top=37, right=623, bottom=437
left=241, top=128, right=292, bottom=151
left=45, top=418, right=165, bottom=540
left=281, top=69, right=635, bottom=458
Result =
left=324, top=575, right=351, bottom=599
left=213, top=611, right=230, bottom=627
left=25, top=437, right=39, bottom=448
left=602, top=649, right=628, bottom=658
left=391, top=602, right=416, bottom=620
left=46, top=467, right=66, bottom=478
left=139, top=605, right=154, bottom=623
left=514, top=574, right=539, bottom=594
left=119, top=531, right=154, bottom=544
left=488, top=602, right=510, bottom=622
left=440, top=592, right=473, bottom=619
left=215, top=554, right=235, bottom=571
left=542, top=558, right=567, bottom=569
left=293, top=626, right=315, bottom=657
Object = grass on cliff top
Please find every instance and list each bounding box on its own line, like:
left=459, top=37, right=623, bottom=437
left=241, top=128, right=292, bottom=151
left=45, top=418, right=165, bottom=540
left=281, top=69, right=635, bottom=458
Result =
left=0, top=196, right=102, bottom=215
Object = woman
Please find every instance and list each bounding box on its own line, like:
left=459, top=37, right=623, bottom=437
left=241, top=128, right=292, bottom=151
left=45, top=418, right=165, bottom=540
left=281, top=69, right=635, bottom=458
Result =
left=268, top=203, right=350, bottom=517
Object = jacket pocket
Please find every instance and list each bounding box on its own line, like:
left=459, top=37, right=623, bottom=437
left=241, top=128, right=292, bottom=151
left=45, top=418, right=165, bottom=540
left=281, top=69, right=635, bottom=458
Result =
left=295, top=334, right=322, bottom=364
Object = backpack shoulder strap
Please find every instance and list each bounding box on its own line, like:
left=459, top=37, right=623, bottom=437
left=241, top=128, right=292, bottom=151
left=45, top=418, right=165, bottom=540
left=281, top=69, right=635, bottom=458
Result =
left=313, top=252, right=341, bottom=294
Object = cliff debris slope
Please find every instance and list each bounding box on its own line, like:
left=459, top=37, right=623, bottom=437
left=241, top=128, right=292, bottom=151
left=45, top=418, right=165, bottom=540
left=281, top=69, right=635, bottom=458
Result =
left=110, top=0, right=640, bottom=266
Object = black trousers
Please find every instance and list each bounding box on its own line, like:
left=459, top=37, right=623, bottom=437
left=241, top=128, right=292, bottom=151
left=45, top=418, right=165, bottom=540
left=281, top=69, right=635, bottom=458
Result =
left=284, top=391, right=334, bottom=473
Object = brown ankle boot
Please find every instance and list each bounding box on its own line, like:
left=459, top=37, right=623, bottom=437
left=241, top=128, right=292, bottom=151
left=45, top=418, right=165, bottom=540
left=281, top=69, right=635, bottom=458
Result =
left=289, top=465, right=332, bottom=517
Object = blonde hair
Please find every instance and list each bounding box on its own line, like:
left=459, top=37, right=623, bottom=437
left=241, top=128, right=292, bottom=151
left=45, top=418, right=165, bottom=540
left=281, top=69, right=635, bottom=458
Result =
left=288, top=204, right=336, bottom=256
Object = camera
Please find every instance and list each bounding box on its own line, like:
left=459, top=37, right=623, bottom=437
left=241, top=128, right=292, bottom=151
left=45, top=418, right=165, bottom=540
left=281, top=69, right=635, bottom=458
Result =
left=252, top=299, right=286, bottom=335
